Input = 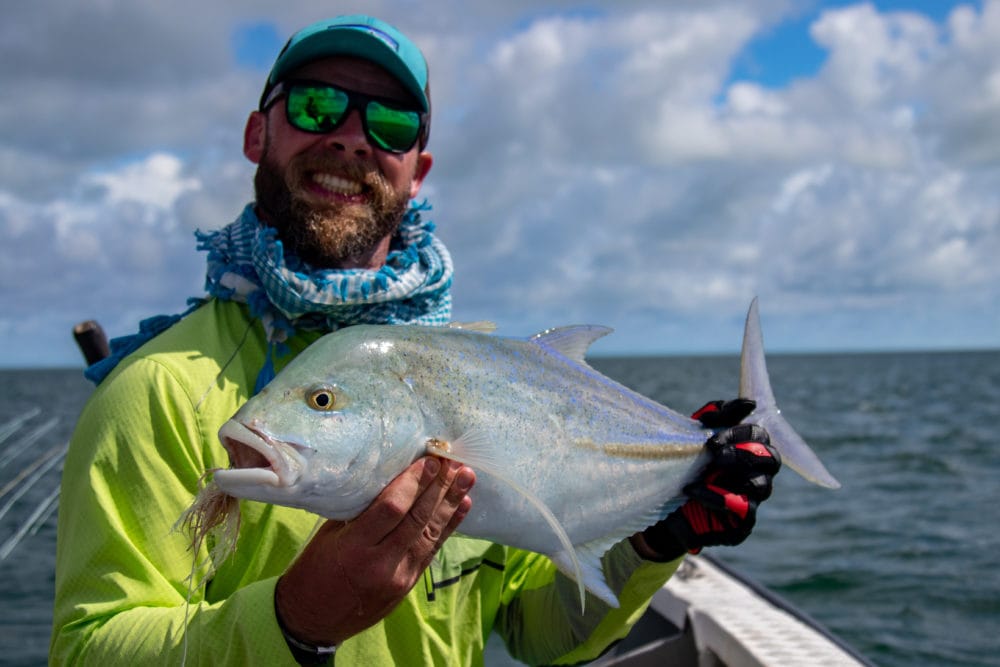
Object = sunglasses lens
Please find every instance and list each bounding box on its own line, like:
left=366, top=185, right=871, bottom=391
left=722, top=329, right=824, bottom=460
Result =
left=365, top=101, right=422, bottom=153
left=286, top=84, right=349, bottom=132
left=283, top=82, right=423, bottom=152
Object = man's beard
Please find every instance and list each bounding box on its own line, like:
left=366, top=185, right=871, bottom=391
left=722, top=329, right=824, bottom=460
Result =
left=253, top=151, right=411, bottom=267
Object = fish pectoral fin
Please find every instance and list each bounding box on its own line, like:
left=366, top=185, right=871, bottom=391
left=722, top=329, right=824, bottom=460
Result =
left=424, top=428, right=499, bottom=468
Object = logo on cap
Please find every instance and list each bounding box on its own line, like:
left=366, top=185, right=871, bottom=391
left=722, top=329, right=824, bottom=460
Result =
left=334, top=24, right=400, bottom=52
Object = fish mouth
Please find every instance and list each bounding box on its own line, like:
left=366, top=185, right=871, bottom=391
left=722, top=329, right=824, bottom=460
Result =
left=215, top=420, right=309, bottom=488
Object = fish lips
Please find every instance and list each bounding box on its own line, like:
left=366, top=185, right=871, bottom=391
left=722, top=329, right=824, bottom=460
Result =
left=215, top=420, right=309, bottom=492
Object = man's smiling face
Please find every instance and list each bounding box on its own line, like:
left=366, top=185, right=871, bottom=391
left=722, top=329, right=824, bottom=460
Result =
left=243, top=56, right=432, bottom=269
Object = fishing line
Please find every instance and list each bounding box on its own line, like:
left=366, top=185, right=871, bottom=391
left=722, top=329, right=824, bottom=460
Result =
left=194, top=319, right=255, bottom=413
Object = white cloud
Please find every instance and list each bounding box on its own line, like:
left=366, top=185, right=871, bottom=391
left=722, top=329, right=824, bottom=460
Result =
left=86, top=153, right=201, bottom=210
left=726, top=82, right=788, bottom=116
left=2, top=0, right=1000, bottom=365
left=810, top=3, right=940, bottom=106
left=772, top=164, right=834, bottom=215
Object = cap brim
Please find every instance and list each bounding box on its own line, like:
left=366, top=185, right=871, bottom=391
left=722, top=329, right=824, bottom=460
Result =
left=272, top=30, right=428, bottom=111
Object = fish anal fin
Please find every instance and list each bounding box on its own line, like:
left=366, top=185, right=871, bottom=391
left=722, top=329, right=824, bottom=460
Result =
left=551, top=543, right=617, bottom=610
left=552, top=494, right=687, bottom=611
left=553, top=533, right=630, bottom=609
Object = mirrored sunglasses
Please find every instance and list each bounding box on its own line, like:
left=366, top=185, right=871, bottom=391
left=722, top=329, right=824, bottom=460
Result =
left=262, top=80, right=426, bottom=154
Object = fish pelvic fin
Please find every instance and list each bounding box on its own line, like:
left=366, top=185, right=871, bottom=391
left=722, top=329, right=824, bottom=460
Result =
left=425, top=430, right=589, bottom=612
left=740, top=298, right=841, bottom=489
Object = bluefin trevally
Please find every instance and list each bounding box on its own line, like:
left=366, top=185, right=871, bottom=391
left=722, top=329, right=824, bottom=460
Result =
left=208, top=299, right=839, bottom=609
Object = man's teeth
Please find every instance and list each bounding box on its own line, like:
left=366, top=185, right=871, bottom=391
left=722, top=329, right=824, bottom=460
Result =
left=313, top=173, right=363, bottom=195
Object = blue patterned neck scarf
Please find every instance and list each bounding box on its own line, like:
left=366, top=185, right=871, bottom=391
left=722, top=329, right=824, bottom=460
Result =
left=86, top=200, right=453, bottom=390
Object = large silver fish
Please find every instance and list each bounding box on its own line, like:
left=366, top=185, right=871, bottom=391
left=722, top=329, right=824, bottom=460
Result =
left=213, top=299, right=839, bottom=608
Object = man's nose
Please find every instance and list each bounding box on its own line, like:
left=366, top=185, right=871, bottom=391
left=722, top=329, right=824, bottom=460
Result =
left=322, top=110, right=370, bottom=157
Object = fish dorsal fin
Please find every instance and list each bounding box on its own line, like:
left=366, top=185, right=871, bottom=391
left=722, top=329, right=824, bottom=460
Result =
left=447, top=321, right=498, bottom=333
left=530, top=325, right=613, bottom=364
left=424, top=430, right=588, bottom=612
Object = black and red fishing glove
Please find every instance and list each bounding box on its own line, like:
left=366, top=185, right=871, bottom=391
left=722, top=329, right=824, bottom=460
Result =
left=640, top=399, right=781, bottom=561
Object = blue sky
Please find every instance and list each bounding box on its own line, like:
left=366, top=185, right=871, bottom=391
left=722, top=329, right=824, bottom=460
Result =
left=1, top=0, right=998, bottom=367
left=731, top=1, right=979, bottom=84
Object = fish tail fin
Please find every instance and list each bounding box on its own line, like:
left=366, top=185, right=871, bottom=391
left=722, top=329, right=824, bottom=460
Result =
left=739, top=298, right=841, bottom=489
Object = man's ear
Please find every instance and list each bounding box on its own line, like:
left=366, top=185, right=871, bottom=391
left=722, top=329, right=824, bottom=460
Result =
left=243, top=111, right=266, bottom=164
left=409, top=151, right=433, bottom=200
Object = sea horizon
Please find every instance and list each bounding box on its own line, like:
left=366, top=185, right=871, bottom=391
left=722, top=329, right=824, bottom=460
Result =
left=4, top=344, right=1000, bottom=373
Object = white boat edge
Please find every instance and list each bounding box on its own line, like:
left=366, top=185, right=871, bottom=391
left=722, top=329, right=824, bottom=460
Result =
left=590, top=553, right=872, bottom=667
left=485, top=552, right=872, bottom=666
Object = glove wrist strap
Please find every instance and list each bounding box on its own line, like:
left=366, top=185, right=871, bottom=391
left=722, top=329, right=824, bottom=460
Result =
left=636, top=529, right=687, bottom=562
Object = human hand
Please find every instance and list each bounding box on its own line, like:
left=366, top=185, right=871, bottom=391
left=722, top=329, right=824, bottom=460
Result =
left=633, top=399, right=781, bottom=561
left=274, top=456, right=475, bottom=649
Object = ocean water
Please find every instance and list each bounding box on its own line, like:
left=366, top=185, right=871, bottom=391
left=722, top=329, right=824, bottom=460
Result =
left=1, top=352, right=998, bottom=666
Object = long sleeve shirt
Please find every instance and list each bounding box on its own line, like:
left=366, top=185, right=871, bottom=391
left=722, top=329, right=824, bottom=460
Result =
left=51, top=299, right=680, bottom=665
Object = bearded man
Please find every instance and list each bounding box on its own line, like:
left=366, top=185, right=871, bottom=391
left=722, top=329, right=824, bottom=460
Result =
left=51, top=15, right=778, bottom=666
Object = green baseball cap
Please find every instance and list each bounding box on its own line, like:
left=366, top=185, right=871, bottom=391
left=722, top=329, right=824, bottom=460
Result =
left=260, top=15, right=430, bottom=112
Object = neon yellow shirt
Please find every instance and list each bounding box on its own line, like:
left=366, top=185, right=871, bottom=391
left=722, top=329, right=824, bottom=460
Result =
left=51, top=299, right=680, bottom=665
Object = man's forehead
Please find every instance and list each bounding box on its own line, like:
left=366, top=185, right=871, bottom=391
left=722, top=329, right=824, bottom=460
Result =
left=290, top=56, right=414, bottom=102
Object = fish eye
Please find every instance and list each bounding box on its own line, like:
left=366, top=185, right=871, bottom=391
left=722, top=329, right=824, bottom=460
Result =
left=306, top=386, right=339, bottom=411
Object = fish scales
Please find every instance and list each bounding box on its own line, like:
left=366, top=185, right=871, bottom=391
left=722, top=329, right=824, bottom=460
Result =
left=383, top=326, right=705, bottom=542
